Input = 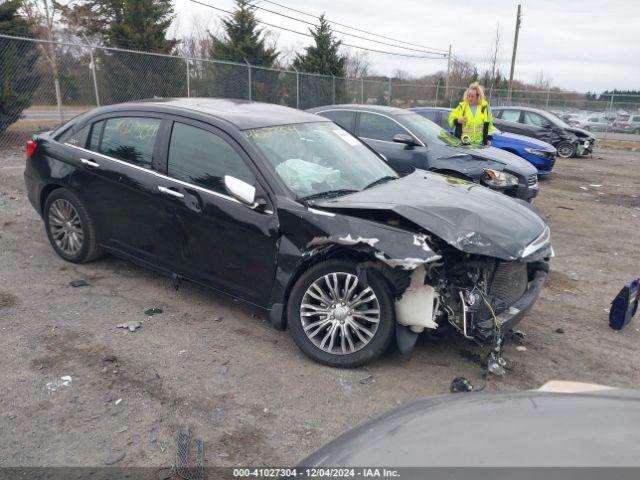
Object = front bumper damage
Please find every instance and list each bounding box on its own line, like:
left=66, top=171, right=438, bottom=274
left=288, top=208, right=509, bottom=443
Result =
left=488, top=267, right=547, bottom=333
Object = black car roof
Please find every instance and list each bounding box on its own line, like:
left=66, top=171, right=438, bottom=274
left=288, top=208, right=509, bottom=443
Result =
left=90, top=98, right=329, bottom=130
left=307, top=104, right=411, bottom=116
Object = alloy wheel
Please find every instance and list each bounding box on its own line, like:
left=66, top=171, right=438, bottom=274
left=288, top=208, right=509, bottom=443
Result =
left=48, top=198, right=84, bottom=256
left=300, top=272, right=381, bottom=355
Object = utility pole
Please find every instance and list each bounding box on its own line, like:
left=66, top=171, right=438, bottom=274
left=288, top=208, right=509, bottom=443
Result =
left=445, top=44, right=452, bottom=101
left=507, top=4, right=522, bottom=103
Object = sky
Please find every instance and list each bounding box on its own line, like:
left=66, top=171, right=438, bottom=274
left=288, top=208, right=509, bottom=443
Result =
left=171, top=0, right=640, bottom=93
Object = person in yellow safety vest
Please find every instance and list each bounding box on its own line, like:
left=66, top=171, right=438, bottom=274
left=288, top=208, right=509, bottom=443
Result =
left=448, top=82, right=494, bottom=146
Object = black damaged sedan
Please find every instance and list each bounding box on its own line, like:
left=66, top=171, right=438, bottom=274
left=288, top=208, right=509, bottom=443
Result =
left=24, top=99, right=552, bottom=368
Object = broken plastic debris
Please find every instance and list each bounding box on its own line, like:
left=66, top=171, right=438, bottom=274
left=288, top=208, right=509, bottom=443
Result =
left=555, top=328, right=565, bottom=334
left=511, top=329, right=527, bottom=339
left=69, top=279, right=89, bottom=288
left=515, top=345, right=527, bottom=352
left=579, top=186, right=589, bottom=191
left=46, top=375, right=72, bottom=393
left=449, top=377, right=473, bottom=393
left=589, top=184, right=603, bottom=187
left=359, top=375, right=375, bottom=384
left=115, top=398, right=122, bottom=405
left=117, top=321, right=141, bottom=332
left=487, top=354, right=507, bottom=376
left=144, top=307, right=163, bottom=316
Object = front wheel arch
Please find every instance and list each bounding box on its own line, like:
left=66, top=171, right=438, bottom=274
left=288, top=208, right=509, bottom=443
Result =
left=278, top=247, right=402, bottom=332
left=287, top=258, right=396, bottom=367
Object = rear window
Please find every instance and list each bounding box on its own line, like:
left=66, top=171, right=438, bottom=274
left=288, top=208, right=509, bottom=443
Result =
left=617, top=115, right=630, bottom=121
left=57, top=124, right=91, bottom=147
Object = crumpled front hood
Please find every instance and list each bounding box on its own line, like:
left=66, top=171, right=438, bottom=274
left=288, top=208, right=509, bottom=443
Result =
left=566, top=126, right=596, bottom=140
left=314, top=171, right=549, bottom=261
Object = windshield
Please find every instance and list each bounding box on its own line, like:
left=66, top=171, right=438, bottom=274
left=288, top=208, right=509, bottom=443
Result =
left=244, top=122, right=398, bottom=200
left=544, top=111, right=572, bottom=129
left=397, top=113, right=462, bottom=147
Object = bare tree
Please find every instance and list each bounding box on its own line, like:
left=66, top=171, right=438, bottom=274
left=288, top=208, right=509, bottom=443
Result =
left=479, top=23, right=502, bottom=89
left=393, top=68, right=411, bottom=82
left=534, top=69, right=552, bottom=90
left=20, top=0, right=73, bottom=123
left=344, top=48, right=370, bottom=78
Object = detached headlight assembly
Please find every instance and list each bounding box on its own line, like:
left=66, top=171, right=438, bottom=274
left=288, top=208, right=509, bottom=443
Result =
left=483, top=169, right=519, bottom=189
left=524, top=147, right=550, bottom=157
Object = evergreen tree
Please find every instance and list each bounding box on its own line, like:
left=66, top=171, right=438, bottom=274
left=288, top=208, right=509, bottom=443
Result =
left=207, top=0, right=279, bottom=102
left=65, top=0, right=182, bottom=103
left=65, top=0, right=177, bottom=52
left=292, top=14, right=346, bottom=107
left=0, top=0, right=41, bottom=135
left=209, top=0, right=278, bottom=66
left=292, top=14, right=345, bottom=77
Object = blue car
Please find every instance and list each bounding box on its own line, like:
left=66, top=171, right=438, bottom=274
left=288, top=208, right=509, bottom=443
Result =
left=411, top=107, right=557, bottom=176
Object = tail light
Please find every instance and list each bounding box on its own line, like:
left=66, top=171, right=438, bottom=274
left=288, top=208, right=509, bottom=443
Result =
left=26, top=139, right=37, bottom=159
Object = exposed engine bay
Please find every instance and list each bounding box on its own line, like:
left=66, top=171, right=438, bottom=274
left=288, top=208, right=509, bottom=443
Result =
left=391, top=244, right=549, bottom=376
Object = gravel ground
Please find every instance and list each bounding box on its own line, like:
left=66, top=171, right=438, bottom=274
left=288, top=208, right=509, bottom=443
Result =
left=1, top=146, right=639, bottom=470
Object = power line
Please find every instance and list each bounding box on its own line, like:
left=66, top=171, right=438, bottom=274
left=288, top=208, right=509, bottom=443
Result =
left=248, top=1, right=446, bottom=56
left=258, top=0, right=449, bottom=54
left=187, top=0, right=447, bottom=59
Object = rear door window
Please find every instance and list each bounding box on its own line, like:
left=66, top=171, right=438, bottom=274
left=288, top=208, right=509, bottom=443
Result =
left=359, top=112, right=408, bottom=141
left=167, top=122, right=255, bottom=195
left=94, top=117, right=161, bottom=168
left=320, top=110, right=356, bottom=133
left=501, top=110, right=522, bottom=123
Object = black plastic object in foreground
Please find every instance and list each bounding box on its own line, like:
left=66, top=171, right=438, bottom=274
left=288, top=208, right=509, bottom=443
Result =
left=609, top=278, right=639, bottom=330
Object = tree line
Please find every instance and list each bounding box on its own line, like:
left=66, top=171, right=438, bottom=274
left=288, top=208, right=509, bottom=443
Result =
left=1, top=0, right=637, bottom=135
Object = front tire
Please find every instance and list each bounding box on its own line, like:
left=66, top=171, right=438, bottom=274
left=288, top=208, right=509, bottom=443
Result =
left=287, top=259, right=395, bottom=368
left=556, top=141, right=576, bottom=158
left=43, top=188, right=102, bottom=263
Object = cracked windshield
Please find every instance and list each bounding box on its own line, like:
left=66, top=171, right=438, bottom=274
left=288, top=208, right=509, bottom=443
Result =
left=244, top=122, right=397, bottom=199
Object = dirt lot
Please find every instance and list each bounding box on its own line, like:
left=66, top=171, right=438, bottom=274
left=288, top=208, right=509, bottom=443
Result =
left=1, top=146, right=639, bottom=470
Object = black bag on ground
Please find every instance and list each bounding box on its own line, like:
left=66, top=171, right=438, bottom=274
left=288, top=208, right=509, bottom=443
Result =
left=609, top=278, right=639, bottom=330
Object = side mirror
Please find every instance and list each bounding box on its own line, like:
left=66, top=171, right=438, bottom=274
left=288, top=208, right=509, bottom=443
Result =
left=224, top=175, right=256, bottom=206
left=392, top=133, right=418, bottom=147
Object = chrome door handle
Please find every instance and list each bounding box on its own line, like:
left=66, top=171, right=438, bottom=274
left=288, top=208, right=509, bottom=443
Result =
left=80, top=158, right=100, bottom=168
left=158, top=186, right=184, bottom=199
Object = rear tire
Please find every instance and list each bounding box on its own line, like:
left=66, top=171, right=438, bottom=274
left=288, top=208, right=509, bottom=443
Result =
left=556, top=141, right=576, bottom=158
left=287, top=259, right=395, bottom=368
left=43, top=188, right=102, bottom=263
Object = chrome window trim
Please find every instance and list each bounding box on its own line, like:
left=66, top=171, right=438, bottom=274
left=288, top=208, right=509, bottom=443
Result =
left=66, top=142, right=262, bottom=209
left=316, top=108, right=426, bottom=147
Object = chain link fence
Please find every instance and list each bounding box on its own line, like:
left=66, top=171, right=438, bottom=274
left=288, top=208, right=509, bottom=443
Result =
left=2, top=33, right=640, bottom=153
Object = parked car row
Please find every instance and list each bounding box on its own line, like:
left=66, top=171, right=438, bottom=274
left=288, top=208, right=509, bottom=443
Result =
left=307, top=104, right=540, bottom=201
left=612, top=113, right=640, bottom=134
left=409, top=107, right=557, bottom=176
left=555, top=110, right=640, bottom=134
left=25, top=98, right=552, bottom=371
